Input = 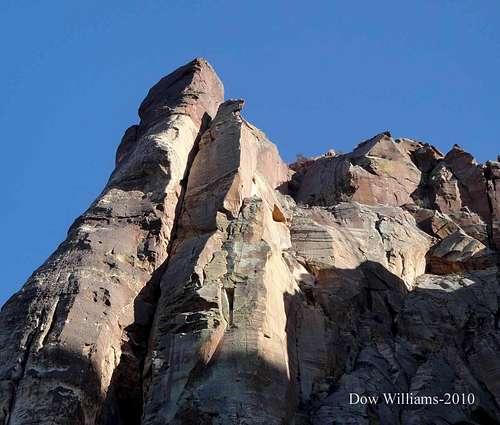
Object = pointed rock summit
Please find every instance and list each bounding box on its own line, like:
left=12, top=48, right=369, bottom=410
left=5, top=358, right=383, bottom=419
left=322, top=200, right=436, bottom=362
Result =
left=0, top=58, right=224, bottom=425
left=0, top=59, right=499, bottom=425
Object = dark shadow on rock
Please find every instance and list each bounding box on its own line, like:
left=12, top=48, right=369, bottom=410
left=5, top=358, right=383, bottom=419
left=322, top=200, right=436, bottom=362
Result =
left=96, top=113, right=212, bottom=425
left=284, top=261, right=500, bottom=425
left=166, top=349, right=295, bottom=425
left=407, top=145, right=442, bottom=209
left=3, top=346, right=103, bottom=425
left=95, top=264, right=163, bottom=425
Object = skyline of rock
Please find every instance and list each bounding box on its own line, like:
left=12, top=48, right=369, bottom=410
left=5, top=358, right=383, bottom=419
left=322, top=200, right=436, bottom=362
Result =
left=0, top=58, right=499, bottom=425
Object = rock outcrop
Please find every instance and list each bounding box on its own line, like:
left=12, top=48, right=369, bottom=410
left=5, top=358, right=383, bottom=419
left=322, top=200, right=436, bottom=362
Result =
left=427, top=231, right=495, bottom=275
left=141, top=99, right=293, bottom=424
left=0, top=59, right=499, bottom=425
left=293, top=132, right=422, bottom=207
left=486, top=160, right=500, bottom=249
left=0, top=58, right=223, bottom=425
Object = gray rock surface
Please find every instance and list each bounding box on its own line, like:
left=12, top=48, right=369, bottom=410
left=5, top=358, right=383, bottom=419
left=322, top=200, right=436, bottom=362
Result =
left=0, top=59, right=499, bottom=425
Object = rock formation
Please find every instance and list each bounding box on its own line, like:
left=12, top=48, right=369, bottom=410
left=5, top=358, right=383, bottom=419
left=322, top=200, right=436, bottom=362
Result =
left=0, top=59, right=223, bottom=425
left=0, top=59, right=499, bottom=425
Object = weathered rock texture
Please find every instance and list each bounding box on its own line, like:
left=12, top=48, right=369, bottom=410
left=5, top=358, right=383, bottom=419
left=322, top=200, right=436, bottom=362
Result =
left=0, top=58, right=223, bottom=425
left=1, top=59, right=499, bottom=425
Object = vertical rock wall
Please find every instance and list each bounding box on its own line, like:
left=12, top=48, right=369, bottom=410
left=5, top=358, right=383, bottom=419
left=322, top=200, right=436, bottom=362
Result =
left=0, top=58, right=499, bottom=425
left=141, top=99, right=297, bottom=424
left=0, top=59, right=223, bottom=425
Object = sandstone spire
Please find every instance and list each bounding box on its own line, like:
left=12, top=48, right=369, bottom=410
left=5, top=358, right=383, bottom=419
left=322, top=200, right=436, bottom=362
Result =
left=1, top=59, right=499, bottom=425
left=141, top=99, right=294, bottom=423
left=0, top=58, right=223, bottom=425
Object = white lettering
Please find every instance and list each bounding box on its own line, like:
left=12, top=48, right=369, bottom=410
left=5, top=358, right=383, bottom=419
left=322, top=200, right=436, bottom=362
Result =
left=349, top=393, right=378, bottom=404
left=383, top=393, right=397, bottom=404
left=349, top=393, right=360, bottom=404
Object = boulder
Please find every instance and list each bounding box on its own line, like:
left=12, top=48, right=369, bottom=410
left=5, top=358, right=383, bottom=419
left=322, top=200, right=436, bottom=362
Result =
left=404, top=204, right=460, bottom=239
left=427, top=230, right=496, bottom=274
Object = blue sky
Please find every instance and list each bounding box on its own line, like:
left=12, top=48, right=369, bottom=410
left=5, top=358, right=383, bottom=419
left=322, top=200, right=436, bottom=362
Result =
left=1, top=1, right=499, bottom=305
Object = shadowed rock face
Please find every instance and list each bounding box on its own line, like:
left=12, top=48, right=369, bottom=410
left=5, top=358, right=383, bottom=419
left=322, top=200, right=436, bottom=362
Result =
left=0, top=59, right=499, bottom=425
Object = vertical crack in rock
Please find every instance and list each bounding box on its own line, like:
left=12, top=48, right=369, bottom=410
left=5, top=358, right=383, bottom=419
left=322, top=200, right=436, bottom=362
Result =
left=97, top=113, right=213, bottom=425
left=39, top=298, right=62, bottom=349
left=1, top=58, right=499, bottom=425
left=223, top=287, right=235, bottom=325
left=4, top=328, right=36, bottom=425
left=0, top=58, right=223, bottom=425
left=142, top=99, right=295, bottom=424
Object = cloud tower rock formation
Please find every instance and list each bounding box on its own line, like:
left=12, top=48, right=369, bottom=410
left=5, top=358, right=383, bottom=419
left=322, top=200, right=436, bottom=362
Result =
left=0, top=58, right=499, bottom=425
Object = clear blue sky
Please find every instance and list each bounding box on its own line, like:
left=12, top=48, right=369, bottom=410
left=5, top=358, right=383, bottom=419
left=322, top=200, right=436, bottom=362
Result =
left=1, top=1, right=499, bottom=305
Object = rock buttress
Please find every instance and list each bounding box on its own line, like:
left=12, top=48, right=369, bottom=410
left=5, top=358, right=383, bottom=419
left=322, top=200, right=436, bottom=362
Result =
left=0, top=58, right=223, bottom=425
left=141, top=100, right=300, bottom=424
left=287, top=136, right=500, bottom=424
left=1, top=57, right=500, bottom=425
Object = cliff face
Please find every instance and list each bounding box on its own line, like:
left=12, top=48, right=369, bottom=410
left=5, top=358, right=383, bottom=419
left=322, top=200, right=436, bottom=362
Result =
left=0, top=59, right=499, bottom=425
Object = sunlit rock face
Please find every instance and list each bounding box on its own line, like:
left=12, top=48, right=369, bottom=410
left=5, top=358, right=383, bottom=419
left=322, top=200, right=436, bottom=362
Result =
left=0, top=58, right=224, bottom=425
left=0, top=59, right=499, bottom=425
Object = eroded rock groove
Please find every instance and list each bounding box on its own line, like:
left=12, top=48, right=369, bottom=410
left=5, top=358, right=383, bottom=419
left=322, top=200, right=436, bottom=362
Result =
left=0, top=59, right=499, bottom=425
